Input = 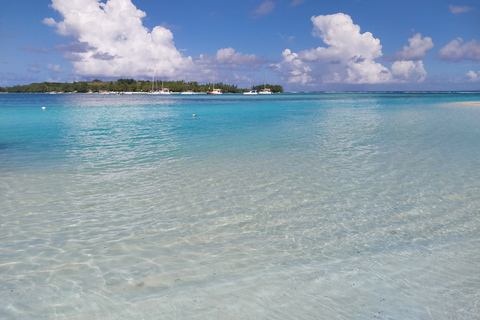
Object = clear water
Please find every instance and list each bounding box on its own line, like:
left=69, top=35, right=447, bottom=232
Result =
left=1, top=92, right=479, bottom=319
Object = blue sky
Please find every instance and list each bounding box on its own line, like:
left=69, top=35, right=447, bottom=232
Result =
left=1, top=0, right=479, bottom=91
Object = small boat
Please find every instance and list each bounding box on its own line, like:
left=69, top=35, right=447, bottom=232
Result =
left=259, top=88, right=272, bottom=94
left=243, top=89, right=258, bottom=95
left=159, top=88, right=171, bottom=95
left=148, top=70, right=170, bottom=94
left=207, top=88, right=222, bottom=95
left=207, top=71, right=222, bottom=94
left=149, top=87, right=170, bottom=95
left=259, top=75, right=272, bottom=94
left=180, top=90, right=196, bottom=95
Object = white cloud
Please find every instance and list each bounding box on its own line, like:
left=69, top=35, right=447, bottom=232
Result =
left=273, top=13, right=429, bottom=86
left=466, top=70, right=480, bottom=81
left=448, top=5, right=475, bottom=14
left=43, top=0, right=193, bottom=78
left=388, top=33, right=434, bottom=61
left=437, top=38, right=480, bottom=61
left=391, top=61, right=427, bottom=82
left=47, top=64, right=64, bottom=72
left=216, top=48, right=261, bottom=65
left=42, top=17, right=56, bottom=27
left=252, top=1, right=275, bottom=18
left=309, top=13, right=394, bottom=84
left=275, top=49, right=312, bottom=84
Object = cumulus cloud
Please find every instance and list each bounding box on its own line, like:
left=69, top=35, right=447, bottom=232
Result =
left=43, top=0, right=193, bottom=78
left=391, top=61, right=427, bottom=82
left=386, top=33, right=434, bottom=61
left=275, top=49, right=312, bottom=84
left=308, top=13, right=392, bottom=84
left=437, top=38, right=480, bottom=61
left=466, top=70, right=480, bottom=81
left=252, top=1, right=275, bottom=18
left=448, top=5, right=475, bottom=14
left=273, top=13, right=429, bottom=85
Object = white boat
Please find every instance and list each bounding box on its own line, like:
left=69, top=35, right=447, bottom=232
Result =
left=243, top=89, right=258, bottom=95
left=150, top=88, right=171, bottom=95
left=181, top=78, right=196, bottom=94
left=207, top=71, right=222, bottom=94
left=207, top=88, right=222, bottom=95
left=259, top=88, right=272, bottom=94
left=259, top=75, right=273, bottom=94
left=158, top=87, right=171, bottom=95
left=148, top=70, right=171, bottom=94
left=148, top=72, right=159, bottom=94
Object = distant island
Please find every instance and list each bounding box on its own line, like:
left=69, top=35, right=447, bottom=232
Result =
left=0, top=79, right=284, bottom=94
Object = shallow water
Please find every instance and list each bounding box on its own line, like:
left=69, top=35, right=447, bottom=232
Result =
left=1, top=92, right=479, bottom=319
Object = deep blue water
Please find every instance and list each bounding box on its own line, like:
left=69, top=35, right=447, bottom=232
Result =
left=1, top=92, right=479, bottom=319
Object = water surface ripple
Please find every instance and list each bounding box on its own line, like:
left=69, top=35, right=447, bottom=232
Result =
left=1, top=92, right=479, bottom=319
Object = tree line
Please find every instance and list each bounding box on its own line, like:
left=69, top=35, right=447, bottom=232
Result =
left=0, top=79, right=284, bottom=93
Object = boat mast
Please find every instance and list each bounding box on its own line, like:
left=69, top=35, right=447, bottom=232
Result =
left=213, top=70, right=216, bottom=90
left=151, top=71, right=154, bottom=92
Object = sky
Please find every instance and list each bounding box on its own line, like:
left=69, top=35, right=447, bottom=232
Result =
left=0, top=0, right=479, bottom=91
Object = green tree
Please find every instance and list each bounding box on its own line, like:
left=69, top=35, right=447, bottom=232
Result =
left=252, top=84, right=283, bottom=93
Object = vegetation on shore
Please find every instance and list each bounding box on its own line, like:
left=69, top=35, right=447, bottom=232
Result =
left=0, top=79, right=284, bottom=93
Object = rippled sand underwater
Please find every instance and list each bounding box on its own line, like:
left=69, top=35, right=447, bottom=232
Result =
left=1, top=92, right=479, bottom=319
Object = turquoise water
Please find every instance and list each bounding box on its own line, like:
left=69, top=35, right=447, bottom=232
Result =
left=1, top=92, right=479, bottom=319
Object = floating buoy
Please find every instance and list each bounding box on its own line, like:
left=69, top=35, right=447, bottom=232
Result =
left=42, top=107, right=46, bottom=110
left=192, top=114, right=196, bottom=117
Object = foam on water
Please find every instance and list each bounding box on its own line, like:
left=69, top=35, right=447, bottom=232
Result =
left=1, top=93, right=479, bottom=319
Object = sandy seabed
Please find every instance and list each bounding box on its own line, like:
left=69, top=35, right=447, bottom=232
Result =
left=450, top=101, right=480, bottom=107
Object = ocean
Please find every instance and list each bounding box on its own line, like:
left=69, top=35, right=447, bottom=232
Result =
left=1, top=92, right=479, bottom=319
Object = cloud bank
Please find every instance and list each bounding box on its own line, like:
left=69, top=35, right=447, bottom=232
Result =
left=43, top=0, right=194, bottom=78
left=274, top=13, right=429, bottom=86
